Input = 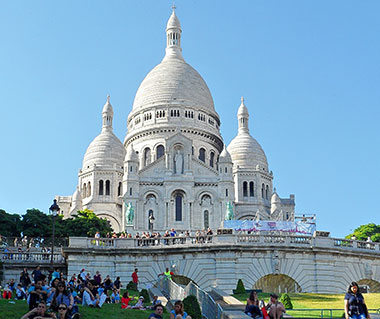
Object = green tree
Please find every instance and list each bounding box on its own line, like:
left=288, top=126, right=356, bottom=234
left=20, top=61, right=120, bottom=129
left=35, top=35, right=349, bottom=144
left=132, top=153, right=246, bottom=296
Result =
left=280, top=293, right=293, bottom=309
left=235, top=278, right=246, bottom=294
left=21, top=209, right=51, bottom=237
left=0, top=209, right=21, bottom=237
left=346, top=223, right=380, bottom=242
left=63, top=209, right=113, bottom=237
left=183, top=295, right=202, bottom=319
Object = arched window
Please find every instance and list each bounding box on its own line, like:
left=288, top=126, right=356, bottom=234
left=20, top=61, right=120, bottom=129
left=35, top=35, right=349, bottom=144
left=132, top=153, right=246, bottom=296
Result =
left=105, top=180, right=110, bottom=196
left=261, top=183, right=265, bottom=198
left=249, top=182, right=254, bottom=197
left=99, top=180, right=104, bottom=195
left=83, top=183, right=87, bottom=198
left=156, top=145, right=165, bottom=159
left=209, top=152, right=215, bottom=167
left=175, top=193, right=183, bottom=221
left=87, top=182, right=91, bottom=197
left=204, top=210, right=209, bottom=229
left=118, top=182, right=122, bottom=196
left=144, top=148, right=151, bottom=167
left=243, top=181, right=248, bottom=197
left=199, top=148, right=205, bottom=162
left=266, top=185, right=269, bottom=200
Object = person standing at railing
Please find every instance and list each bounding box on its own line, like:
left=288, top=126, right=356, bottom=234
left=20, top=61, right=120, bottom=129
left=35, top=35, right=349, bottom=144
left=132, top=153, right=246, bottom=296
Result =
left=344, top=282, right=370, bottom=319
left=159, top=267, right=173, bottom=281
left=94, top=232, right=100, bottom=246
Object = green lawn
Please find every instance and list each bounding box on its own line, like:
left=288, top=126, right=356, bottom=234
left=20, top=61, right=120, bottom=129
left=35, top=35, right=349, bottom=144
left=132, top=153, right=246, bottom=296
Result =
left=233, top=293, right=380, bottom=318
left=0, top=298, right=170, bottom=319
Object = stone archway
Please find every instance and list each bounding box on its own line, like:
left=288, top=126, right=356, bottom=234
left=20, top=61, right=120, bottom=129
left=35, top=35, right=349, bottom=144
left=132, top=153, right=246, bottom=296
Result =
left=253, top=274, right=301, bottom=293
left=357, top=279, right=380, bottom=293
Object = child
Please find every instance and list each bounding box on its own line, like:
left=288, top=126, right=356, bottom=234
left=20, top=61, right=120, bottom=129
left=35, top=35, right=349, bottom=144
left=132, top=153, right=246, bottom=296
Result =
left=130, top=296, right=145, bottom=310
left=111, top=289, right=120, bottom=304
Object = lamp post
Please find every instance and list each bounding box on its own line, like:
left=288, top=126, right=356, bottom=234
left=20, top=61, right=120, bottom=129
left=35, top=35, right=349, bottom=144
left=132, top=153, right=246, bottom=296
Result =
left=49, top=199, right=60, bottom=274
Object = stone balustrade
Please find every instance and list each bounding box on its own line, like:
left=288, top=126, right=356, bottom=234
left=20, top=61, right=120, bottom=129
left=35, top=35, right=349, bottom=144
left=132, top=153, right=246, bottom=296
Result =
left=67, top=234, right=380, bottom=253
left=0, top=251, right=65, bottom=264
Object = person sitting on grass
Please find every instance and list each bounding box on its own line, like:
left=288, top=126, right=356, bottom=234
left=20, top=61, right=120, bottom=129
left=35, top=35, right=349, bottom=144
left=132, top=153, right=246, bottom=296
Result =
left=170, top=300, right=192, bottom=319
left=266, top=294, right=285, bottom=319
left=149, top=304, right=165, bottom=319
left=56, top=303, right=70, bottom=319
left=82, top=280, right=106, bottom=308
left=16, top=283, right=27, bottom=300
left=111, top=288, right=120, bottom=303
left=21, top=301, right=56, bottom=319
left=51, top=281, right=79, bottom=318
left=121, top=291, right=133, bottom=309
left=147, top=295, right=161, bottom=309
left=130, top=296, right=145, bottom=310
left=28, top=280, right=48, bottom=310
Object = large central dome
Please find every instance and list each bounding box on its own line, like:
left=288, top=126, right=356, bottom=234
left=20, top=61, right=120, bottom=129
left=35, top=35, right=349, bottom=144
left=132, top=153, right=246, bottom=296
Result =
left=132, top=58, right=215, bottom=114
left=131, top=9, right=217, bottom=117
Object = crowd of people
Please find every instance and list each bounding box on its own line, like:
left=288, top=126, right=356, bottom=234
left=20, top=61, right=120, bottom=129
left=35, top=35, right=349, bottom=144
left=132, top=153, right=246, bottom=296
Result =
left=101, top=227, right=214, bottom=246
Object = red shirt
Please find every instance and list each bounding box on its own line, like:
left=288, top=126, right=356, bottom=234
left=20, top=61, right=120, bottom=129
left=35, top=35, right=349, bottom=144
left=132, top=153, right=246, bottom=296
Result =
left=132, top=272, right=138, bottom=284
left=121, top=297, right=132, bottom=309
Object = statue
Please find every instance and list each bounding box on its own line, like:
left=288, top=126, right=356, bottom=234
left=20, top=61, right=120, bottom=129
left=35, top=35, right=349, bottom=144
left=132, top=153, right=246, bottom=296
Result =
left=225, top=201, right=234, bottom=220
left=125, top=202, right=135, bottom=225
left=174, top=150, right=183, bottom=174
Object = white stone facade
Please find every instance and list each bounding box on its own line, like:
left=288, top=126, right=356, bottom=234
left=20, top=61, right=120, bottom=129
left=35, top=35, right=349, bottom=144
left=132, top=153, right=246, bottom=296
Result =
left=57, top=10, right=295, bottom=232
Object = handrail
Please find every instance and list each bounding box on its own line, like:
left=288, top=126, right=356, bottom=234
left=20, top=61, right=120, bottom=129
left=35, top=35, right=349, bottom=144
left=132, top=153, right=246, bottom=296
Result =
left=66, top=234, right=380, bottom=253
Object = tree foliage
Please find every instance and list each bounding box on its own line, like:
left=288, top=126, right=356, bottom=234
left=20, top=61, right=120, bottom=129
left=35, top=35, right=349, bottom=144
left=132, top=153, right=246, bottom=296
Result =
left=0, top=208, right=113, bottom=239
left=0, top=209, right=21, bottom=237
left=280, top=293, right=293, bottom=309
left=346, top=223, right=380, bottom=242
left=235, top=278, right=246, bottom=294
left=183, top=295, right=202, bottom=319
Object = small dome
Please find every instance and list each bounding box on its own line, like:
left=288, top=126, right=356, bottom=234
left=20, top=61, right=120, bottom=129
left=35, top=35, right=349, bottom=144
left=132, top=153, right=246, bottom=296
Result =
left=125, top=144, right=139, bottom=162
left=271, top=190, right=281, bottom=205
left=166, top=10, right=181, bottom=30
left=72, top=187, right=82, bottom=202
left=238, top=97, right=249, bottom=116
left=82, top=130, right=125, bottom=169
left=227, top=132, right=268, bottom=170
left=102, top=96, right=113, bottom=115
left=132, top=58, right=217, bottom=116
left=219, top=145, right=232, bottom=163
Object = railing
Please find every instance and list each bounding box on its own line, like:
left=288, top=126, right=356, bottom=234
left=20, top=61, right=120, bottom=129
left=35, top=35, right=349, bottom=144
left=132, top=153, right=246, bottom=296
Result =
left=287, top=308, right=380, bottom=319
left=67, top=234, right=380, bottom=253
left=0, top=251, right=65, bottom=263
left=157, top=278, right=220, bottom=319
left=0, top=236, right=69, bottom=248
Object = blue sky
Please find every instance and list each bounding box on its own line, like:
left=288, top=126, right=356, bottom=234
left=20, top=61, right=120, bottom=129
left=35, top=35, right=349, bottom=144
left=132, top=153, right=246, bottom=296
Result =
left=0, top=1, right=379, bottom=238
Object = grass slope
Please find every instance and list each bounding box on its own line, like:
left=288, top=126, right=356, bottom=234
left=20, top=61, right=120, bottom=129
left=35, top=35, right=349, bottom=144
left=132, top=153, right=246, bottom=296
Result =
left=0, top=299, right=170, bottom=319
left=233, top=293, right=380, bottom=318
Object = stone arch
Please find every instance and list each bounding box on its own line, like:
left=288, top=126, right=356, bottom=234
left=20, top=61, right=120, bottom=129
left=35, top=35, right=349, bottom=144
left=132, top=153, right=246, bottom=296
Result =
left=357, top=279, right=380, bottom=293
left=253, top=274, right=302, bottom=293
left=96, top=213, right=121, bottom=233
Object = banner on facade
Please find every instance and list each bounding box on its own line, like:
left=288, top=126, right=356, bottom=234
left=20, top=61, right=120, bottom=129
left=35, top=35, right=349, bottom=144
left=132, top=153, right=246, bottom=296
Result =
left=223, top=220, right=316, bottom=236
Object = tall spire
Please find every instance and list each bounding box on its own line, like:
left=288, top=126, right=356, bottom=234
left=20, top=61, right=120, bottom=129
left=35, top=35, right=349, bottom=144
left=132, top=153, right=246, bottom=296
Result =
left=237, top=96, right=249, bottom=133
left=164, top=6, right=183, bottom=60
left=102, top=95, right=114, bottom=131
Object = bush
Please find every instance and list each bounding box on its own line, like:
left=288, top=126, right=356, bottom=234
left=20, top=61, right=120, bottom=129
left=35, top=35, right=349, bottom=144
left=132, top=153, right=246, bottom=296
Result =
left=126, top=281, right=137, bottom=291
left=235, top=279, right=246, bottom=294
left=280, top=293, right=293, bottom=309
left=183, top=295, right=202, bottom=319
left=139, top=288, right=150, bottom=303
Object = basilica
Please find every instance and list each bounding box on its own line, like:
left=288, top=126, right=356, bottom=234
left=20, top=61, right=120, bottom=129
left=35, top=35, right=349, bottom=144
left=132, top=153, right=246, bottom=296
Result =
left=56, top=9, right=295, bottom=232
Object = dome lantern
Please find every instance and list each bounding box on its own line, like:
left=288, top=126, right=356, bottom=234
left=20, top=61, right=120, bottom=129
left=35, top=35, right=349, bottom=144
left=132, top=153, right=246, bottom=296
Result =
left=164, top=6, right=183, bottom=61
